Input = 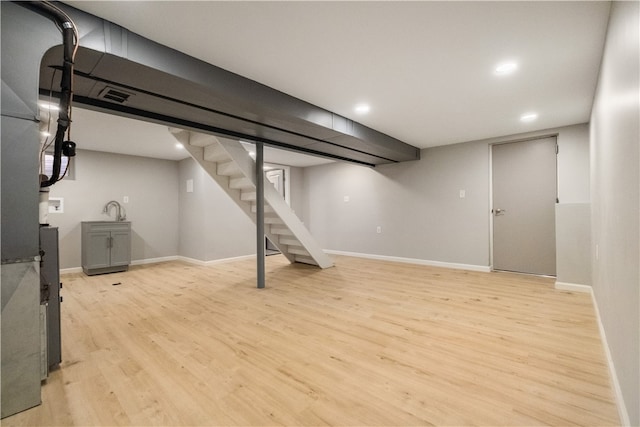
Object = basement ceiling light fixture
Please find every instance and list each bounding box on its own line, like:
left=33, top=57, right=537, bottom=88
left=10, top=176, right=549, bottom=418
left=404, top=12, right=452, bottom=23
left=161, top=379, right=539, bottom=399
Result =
left=354, top=103, right=371, bottom=115
left=520, top=112, right=538, bottom=122
left=175, top=143, right=184, bottom=149
left=494, top=61, right=518, bottom=76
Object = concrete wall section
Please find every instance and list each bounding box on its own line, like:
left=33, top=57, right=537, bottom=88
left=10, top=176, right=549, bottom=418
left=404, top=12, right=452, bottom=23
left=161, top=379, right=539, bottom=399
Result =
left=589, top=1, right=640, bottom=424
left=49, top=150, right=180, bottom=269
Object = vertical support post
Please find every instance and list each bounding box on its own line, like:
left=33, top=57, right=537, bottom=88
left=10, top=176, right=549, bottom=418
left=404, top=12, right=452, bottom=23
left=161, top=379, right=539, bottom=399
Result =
left=255, top=142, right=265, bottom=289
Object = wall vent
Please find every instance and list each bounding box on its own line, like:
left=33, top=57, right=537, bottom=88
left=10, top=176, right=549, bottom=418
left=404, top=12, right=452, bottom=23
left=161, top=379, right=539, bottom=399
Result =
left=98, top=87, right=133, bottom=104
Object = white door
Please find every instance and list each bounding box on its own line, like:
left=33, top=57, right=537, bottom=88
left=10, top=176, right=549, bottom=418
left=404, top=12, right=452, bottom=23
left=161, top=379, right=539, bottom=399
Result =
left=492, top=137, right=557, bottom=276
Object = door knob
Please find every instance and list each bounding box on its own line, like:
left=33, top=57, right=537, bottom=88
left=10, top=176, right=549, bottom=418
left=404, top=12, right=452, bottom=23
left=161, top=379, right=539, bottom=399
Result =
left=494, top=208, right=506, bottom=216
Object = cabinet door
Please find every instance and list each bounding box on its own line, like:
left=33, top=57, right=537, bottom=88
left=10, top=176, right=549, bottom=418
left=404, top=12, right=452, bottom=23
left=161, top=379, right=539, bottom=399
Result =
left=86, top=231, right=111, bottom=269
left=110, top=230, right=131, bottom=267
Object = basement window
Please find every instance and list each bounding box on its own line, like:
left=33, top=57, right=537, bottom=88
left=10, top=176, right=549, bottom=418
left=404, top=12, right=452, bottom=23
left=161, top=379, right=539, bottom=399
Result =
left=43, top=152, right=75, bottom=181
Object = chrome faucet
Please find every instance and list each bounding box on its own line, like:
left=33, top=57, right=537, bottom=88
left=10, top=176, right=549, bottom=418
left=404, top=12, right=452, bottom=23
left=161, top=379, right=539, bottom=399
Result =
left=103, top=200, right=126, bottom=221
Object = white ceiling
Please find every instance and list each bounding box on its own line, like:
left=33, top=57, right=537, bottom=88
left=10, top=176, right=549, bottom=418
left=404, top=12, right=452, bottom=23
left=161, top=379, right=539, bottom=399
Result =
left=63, top=1, right=610, bottom=161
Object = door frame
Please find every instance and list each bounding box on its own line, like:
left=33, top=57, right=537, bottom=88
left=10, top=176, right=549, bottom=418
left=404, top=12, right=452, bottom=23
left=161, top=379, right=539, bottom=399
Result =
left=488, top=133, right=559, bottom=273
left=263, top=163, right=291, bottom=254
left=264, top=163, right=291, bottom=206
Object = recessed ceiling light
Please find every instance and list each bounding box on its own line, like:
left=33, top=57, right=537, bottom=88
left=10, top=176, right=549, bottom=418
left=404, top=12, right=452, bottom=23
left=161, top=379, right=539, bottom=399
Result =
left=354, top=103, right=370, bottom=115
left=520, top=112, right=538, bottom=122
left=494, top=61, right=518, bottom=76
left=41, top=131, right=51, bottom=137
left=175, top=143, right=184, bottom=149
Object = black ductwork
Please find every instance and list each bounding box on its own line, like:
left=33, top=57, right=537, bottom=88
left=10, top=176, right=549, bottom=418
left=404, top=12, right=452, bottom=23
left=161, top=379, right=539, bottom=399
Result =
left=39, top=3, right=419, bottom=166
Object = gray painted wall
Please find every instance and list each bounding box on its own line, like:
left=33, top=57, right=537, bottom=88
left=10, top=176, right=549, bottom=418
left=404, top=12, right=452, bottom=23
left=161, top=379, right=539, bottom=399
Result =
left=178, top=158, right=255, bottom=262
left=590, top=1, right=639, bottom=424
left=289, top=166, right=305, bottom=222
left=49, top=150, right=179, bottom=269
left=176, top=159, right=308, bottom=262
left=303, top=123, right=590, bottom=270
left=49, top=152, right=306, bottom=267
left=304, top=140, right=490, bottom=266
left=555, top=124, right=593, bottom=286
left=555, top=203, right=591, bottom=286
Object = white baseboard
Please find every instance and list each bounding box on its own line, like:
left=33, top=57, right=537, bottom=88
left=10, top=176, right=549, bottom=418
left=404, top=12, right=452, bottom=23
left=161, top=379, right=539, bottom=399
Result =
left=131, top=255, right=179, bottom=266
left=587, top=287, right=631, bottom=426
left=60, top=267, right=83, bottom=275
left=60, top=254, right=256, bottom=274
left=554, top=281, right=592, bottom=293
left=177, top=254, right=256, bottom=266
left=325, top=249, right=491, bottom=273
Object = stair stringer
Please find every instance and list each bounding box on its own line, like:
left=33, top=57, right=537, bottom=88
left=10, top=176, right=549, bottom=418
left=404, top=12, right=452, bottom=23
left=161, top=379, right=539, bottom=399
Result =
left=171, top=129, right=258, bottom=234
left=170, top=129, right=333, bottom=269
left=216, top=138, right=333, bottom=268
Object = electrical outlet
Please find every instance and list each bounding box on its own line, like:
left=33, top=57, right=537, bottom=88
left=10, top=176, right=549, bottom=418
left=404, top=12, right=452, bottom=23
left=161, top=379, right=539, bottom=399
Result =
left=376, top=226, right=382, bottom=234
left=459, top=189, right=466, bottom=198
left=123, top=196, right=129, bottom=203
left=344, top=195, right=350, bottom=202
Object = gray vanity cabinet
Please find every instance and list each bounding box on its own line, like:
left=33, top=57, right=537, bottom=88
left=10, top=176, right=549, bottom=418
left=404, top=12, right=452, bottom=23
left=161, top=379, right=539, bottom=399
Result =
left=81, top=221, right=131, bottom=275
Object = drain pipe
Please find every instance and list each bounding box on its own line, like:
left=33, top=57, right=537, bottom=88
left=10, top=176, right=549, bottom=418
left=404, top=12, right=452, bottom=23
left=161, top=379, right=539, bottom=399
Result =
left=256, top=142, right=265, bottom=289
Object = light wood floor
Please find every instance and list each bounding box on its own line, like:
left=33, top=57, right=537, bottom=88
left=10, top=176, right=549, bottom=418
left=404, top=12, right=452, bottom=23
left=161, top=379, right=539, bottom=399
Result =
left=4, top=255, right=619, bottom=426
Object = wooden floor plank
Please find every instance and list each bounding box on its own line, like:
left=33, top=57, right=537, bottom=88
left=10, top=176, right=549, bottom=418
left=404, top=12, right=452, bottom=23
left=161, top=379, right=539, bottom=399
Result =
left=3, top=255, right=619, bottom=426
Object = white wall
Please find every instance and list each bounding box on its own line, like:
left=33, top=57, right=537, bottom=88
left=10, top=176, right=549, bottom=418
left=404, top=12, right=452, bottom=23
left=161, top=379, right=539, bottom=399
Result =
left=589, top=1, right=639, bottom=424
left=49, top=150, right=179, bottom=269
left=302, top=123, right=590, bottom=272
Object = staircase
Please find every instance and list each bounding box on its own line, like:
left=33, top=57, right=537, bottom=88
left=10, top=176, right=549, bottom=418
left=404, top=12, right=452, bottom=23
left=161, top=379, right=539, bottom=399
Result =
left=170, top=129, right=333, bottom=269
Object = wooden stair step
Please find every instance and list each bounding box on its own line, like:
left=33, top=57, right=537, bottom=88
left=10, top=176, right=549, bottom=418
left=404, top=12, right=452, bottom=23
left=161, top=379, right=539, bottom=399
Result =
left=204, top=143, right=230, bottom=162
left=279, top=237, right=302, bottom=246
left=229, top=177, right=254, bottom=190
left=189, top=133, right=217, bottom=147
left=270, top=226, right=293, bottom=236
left=240, top=191, right=256, bottom=201
left=217, top=161, right=242, bottom=177
left=288, top=247, right=310, bottom=256
left=251, top=204, right=274, bottom=213
left=264, top=217, right=284, bottom=225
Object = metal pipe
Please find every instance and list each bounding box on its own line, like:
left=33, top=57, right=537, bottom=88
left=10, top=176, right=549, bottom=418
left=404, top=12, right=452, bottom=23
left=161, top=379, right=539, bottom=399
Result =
left=256, top=142, right=265, bottom=289
left=22, top=1, right=78, bottom=188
